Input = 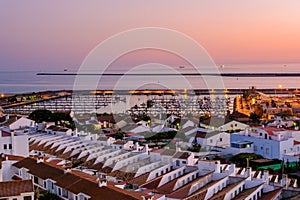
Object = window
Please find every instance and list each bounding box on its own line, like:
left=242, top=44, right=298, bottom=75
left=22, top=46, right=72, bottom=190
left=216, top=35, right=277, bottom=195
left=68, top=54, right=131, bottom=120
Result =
left=23, top=197, right=32, bottom=200
left=33, top=176, right=38, bottom=184
left=9, top=144, right=12, bottom=149
left=283, top=150, right=287, bottom=154
left=210, top=139, right=213, bottom=144
left=3, top=144, right=7, bottom=150
left=220, top=138, right=223, bottom=142
left=254, top=145, right=257, bottom=151
left=266, top=148, right=270, bottom=154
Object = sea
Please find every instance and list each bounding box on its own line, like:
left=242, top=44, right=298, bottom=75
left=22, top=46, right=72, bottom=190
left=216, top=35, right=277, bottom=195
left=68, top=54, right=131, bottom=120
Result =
left=1, top=63, right=300, bottom=94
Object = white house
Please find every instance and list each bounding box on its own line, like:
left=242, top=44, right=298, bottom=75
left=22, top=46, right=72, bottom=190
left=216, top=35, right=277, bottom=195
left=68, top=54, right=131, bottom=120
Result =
left=46, top=125, right=73, bottom=136
left=228, top=126, right=300, bottom=161
left=9, top=117, right=35, bottom=130
left=194, top=130, right=230, bottom=150
left=218, top=120, right=249, bottom=132
left=0, top=129, right=29, bottom=157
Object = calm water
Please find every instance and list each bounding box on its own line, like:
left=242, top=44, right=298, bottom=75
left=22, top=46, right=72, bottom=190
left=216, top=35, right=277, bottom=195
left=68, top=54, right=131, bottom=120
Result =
left=1, top=63, right=300, bottom=94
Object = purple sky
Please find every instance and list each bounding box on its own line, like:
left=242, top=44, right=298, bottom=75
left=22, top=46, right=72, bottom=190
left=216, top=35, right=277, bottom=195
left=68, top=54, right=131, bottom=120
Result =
left=1, top=0, right=300, bottom=71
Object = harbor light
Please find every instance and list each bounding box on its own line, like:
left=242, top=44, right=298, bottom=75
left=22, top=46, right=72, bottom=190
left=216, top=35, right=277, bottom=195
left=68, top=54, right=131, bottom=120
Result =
left=1, top=93, right=4, bottom=98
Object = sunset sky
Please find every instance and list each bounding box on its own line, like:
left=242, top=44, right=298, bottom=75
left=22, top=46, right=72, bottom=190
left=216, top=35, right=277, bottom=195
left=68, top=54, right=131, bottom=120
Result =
left=1, top=0, right=300, bottom=71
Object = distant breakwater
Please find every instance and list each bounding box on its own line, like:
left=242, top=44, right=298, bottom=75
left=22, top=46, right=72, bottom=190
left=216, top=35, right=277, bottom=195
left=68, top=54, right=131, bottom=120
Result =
left=37, top=72, right=300, bottom=77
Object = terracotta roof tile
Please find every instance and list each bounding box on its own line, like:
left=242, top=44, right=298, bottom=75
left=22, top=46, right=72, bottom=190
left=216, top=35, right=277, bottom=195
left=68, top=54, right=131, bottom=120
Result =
left=0, top=180, right=34, bottom=197
left=166, top=171, right=214, bottom=199
left=128, top=172, right=150, bottom=185
left=232, top=184, right=263, bottom=200
left=141, top=176, right=163, bottom=189
left=210, top=179, right=245, bottom=200
left=260, top=188, right=282, bottom=200
left=13, top=157, right=64, bottom=180
left=173, top=152, right=191, bottom=159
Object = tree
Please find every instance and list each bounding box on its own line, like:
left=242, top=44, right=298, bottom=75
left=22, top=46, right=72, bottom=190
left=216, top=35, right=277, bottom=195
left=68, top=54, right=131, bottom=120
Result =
left=250, top=112, right=260, bottom=123
left=29, top=109, right=52, bottom=123
left=51, top=112, right=75, bottom=129
left=146, top=100, right=153, bottom=108
left=231, top=153, right=263, bottom=167
left=271, top=100, right=277, bottom=108
left=29, top=109, right=75, bottom=129
left=254, top=105, right=263, bottom=117
left=38, top=191, right=60, bottom=200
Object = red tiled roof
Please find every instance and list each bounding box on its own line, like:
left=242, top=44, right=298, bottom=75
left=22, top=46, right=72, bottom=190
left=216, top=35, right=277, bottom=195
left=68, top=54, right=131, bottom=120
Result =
left=113, top=140, right=126, bottom=145
left=128, top=172, right=150, bottom=185
left=13, top=158, right=145, bottom=200
left=1, top=130, right=11, bottom=137
left=260, top=188, right=282, bottom=200
left=210, top=179, right=245, bottom=200
left=294, top=140, right=300, bottom=146
left=97, top=115, right=115, bottom=123
left=166, top=171, right=214, bottom=199
left=13, top=157, right=64, bottom=180
left=0, top=154, right=24, bottom=161
left=232, top=184, right=263, bottom=200
left=0, top=180, right=34, bottom=197
left=173, top=152, right=191, bottom=159
left=141, top=176, right=163, bottom=189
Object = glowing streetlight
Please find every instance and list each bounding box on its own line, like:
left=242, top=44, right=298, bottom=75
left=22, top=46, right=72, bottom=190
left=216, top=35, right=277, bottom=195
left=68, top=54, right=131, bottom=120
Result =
left=279, top=84, right=283, bottom=94
left=1, top=93, right=4, bottom=98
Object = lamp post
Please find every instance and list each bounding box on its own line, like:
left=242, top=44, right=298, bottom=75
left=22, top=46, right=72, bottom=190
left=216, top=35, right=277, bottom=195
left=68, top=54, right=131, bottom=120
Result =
left=279, top=84, right=282, bottom=95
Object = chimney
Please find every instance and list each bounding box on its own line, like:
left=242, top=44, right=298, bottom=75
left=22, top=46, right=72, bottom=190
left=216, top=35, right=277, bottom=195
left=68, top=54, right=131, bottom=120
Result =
left=37, top=158, right=44, bottom=163
left=145, top=144, right=150, bottom=155
left=263, top=170, right=269, bottom=184
left=281, top=174, right=288, bottom=189
left=245, top=128, right=249, bottom=136
left=245, top=167, right=252, bottom=178
left=214, top=161, right=221, bottom=173
left=64, top=168, right=71, bottom=174
left=135, top=142, right=139, bottom=150
left=0, top=159, right=2, bottom=182
left=229, top=163, right=236, bottom=175
left=97, top=178, right=107, bottom=187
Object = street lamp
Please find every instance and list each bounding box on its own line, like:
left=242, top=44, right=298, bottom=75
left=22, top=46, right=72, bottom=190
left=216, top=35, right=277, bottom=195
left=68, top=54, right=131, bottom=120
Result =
left=279, top=84, right=282, bottom=92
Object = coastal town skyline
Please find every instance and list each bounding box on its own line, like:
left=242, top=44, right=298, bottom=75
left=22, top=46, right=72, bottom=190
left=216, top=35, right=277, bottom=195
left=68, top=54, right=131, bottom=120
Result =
left=1, top=1, right=300, bottom=71
left=1, top=2, right=300, bottom=200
